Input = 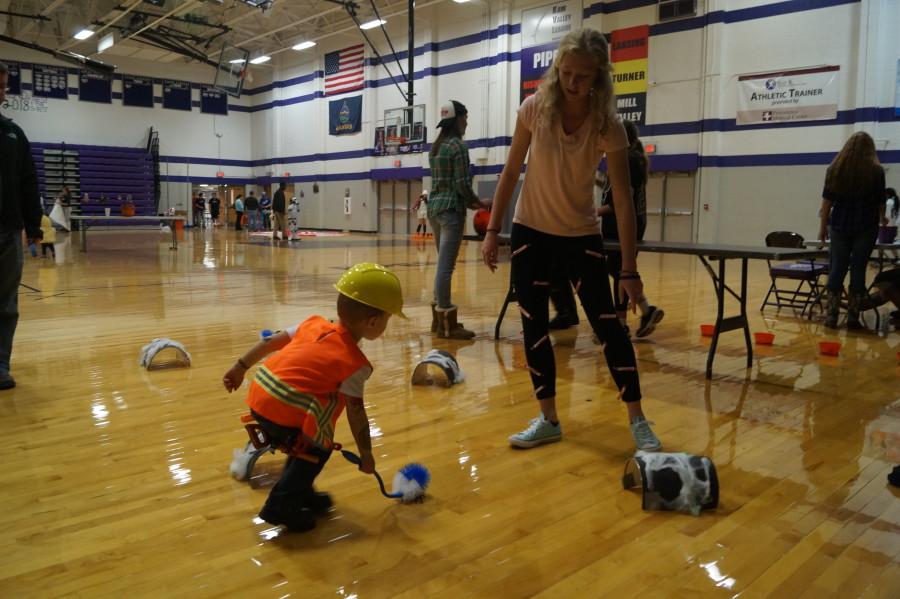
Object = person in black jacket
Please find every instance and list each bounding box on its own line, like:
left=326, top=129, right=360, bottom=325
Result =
left=244, top=191, right=260, bottom=231
left=272, top=182, right=287, bottom=240
left=0, top=62, right=43, bottom=390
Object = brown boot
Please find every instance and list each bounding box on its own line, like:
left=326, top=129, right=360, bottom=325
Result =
left=435, top=305, right=476, bottom=339
left=846, top=293, right=865, bottom=330
left=430, top=303, right=439, bottom=333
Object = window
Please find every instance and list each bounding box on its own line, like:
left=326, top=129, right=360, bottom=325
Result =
left=659, top=0, right=697, bottom=21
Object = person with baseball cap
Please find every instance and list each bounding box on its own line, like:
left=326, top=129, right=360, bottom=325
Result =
left=427, top=100, right=489, bottom=339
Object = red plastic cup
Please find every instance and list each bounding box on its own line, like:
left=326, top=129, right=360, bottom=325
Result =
left=818, top=341, right=841, bottom=357
left=700, top=324, right=715, bottom=337
left=754, top=332, right=775, bottom=345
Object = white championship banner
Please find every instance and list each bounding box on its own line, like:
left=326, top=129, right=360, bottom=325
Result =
left=737, top=66, right=839, bottom=125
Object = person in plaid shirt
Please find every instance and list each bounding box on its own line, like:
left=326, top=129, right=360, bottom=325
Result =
left=818, top=132, right=887, bottom=329
left=427, top=100, right=489, bottom=339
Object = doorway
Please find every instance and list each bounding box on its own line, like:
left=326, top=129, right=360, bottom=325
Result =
left=644, top=172, right=695, bottom=242
left=378, top=179, right=422, bottom=234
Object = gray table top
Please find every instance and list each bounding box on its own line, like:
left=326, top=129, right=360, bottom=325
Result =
left=70, top=215, right=186, bottom=221
left=605, top=240, right=827, bottom=261
left=804, top=240, right=900, bottom=250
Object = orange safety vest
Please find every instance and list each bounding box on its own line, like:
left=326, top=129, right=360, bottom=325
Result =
left=246, top=316, right=371, bottom=449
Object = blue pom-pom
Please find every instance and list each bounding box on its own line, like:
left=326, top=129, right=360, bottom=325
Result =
left=400, top=463, right=430, bottom=488
left=393, top=463, right=430, bottom=502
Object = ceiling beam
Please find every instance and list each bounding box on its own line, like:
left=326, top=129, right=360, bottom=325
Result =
left=208, top=4, right=345, bottom=59
left=57, top=0, right=143, bottom=51
left=17, top=0, right=67, bottom=38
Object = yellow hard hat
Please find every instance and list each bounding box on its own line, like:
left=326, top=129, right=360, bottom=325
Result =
left=334, top=263, right=407, bottom=318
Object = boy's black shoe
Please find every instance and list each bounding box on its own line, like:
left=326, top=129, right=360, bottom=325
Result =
left=548, top=312, right=578, bottom=330
left=0, top=373, right=15, bottom=390
left=259, top=500, right=316, bottom=532
left=302, top=491, right=333, bottom=514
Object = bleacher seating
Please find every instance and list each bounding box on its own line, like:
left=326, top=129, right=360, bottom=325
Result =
left=32, top=142, right=156, bottom=225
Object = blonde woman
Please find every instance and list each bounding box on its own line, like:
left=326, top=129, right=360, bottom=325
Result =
left=481, top=28, right=661, bottom=451
left=818, top=132, right=886, bottom=329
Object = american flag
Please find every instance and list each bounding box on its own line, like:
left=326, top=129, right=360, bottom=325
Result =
left=324, top=44, right=365, bottom=96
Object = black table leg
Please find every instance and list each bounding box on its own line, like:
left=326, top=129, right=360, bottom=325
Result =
left=495, top=283, right=515, bottom=340
left=741, top=257, right=753, bottom=369
left=700, top=256, right=751, bottom=379
left=706, top=258, right=726, bottom=379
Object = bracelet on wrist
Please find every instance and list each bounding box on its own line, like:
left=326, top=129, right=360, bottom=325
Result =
left=236, top=358, right=250, bottom=369
left=619, top=274, right=641, bottom=281
left=485, top=228, right=501, bottom=234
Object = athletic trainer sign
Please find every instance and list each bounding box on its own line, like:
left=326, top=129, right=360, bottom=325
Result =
left=737, top=66, right=839, bottom=125
left=611, top=25, right=648, bottom=126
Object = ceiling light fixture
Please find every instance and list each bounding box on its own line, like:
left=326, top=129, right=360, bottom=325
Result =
left=74, top=29, right=95, bottom=40
left=97, top=33, right=115, bottom=53
left=292, top=41, right=316, bottom=51
left=359, top=19, right=386, bottom=30
left=249, top=55, right=271, bottom=64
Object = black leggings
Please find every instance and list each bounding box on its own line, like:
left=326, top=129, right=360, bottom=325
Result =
left=511, top=224, right=641, bottom=402
left=251, top=410, right=331, bottom=501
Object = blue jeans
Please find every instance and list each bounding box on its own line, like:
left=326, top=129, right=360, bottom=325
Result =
left=247, top=210, right=260, bottom=231
left=827, top=227, right=878, bottom=295
left=429, top=210, right=465, bottom=309
left=0, top=230, right=24, bottom=374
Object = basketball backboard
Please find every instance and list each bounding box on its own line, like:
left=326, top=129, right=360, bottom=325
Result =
left=214, top=44, right=251, bottom=98
left=384, top=104, right=426, bottom=144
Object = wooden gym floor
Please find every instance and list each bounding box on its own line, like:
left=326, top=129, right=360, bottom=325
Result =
left=2, top=227, right=898, bottom=598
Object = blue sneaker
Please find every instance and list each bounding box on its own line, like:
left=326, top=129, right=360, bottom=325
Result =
left=509, top=415, right=562, bottom=448
left=630, top=417, right=662, bottom=451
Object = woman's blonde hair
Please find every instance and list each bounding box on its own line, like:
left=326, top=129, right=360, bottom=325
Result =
left=826, top=132, right=882, bottom=198
left=535, top=28, right=616, bottom=135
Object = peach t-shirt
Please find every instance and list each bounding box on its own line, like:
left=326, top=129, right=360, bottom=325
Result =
left=513, top=93, right=628, bottom=237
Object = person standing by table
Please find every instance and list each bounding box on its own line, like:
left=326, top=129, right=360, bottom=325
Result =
left=818, top=132, right=887, bottom=329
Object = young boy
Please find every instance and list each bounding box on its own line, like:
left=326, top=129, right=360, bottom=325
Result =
left=222, top=263, right=406, bottom=531
left=40, top=211, right=56, bottom=259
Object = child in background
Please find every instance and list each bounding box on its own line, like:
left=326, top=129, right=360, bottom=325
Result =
left=287, top=197, right=301, bottom=241
left=40, top=210, right=56, bottom=259
left=413, top=191, right=429, bottom=236
left=222, top=263, right=406, bottom=532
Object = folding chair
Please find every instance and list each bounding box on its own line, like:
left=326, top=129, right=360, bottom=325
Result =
left=759, top=231, right=828, bottom=317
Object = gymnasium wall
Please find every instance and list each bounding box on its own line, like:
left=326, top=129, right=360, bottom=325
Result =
left=0, top=46, right=255, bottom=215
left=2, top=0, right=898, bottom=239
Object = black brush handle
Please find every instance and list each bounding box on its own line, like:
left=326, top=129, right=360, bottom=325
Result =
left=340, top=449, right=401, bottom=498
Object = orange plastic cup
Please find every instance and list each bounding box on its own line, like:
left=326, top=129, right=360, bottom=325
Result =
left=700, top=324, right=715, bottom=337
left=818, top=341, right=841, bottom=356
left=754, top=332, right=775, bottom=345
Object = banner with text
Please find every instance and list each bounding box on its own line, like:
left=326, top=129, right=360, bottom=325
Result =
left=737, top=66, right=839, bottom=125
left=611, top=25, right=648, bottom=127
left=520, top=41, right=559, bottom=103
left=5, top=61, right=21, bottom=96
left=521, top=1, right=582, bottom=48
left=329, top=95, right=362, bottom=136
